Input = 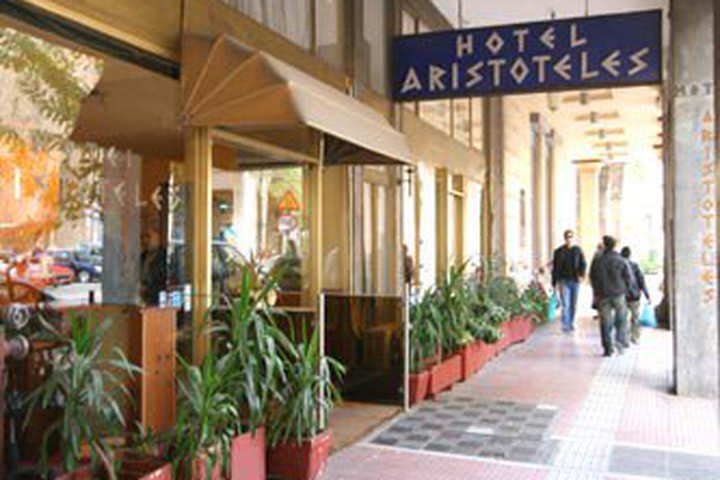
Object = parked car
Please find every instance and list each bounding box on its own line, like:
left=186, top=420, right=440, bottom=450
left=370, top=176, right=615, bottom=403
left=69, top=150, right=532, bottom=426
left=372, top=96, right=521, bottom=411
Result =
left=47, top=249, right=102, bottom=283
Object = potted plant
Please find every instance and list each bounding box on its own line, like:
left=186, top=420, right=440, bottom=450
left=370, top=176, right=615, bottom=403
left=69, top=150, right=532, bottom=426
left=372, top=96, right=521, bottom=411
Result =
left=428, top=266, right=473, bottom=394
left=408, top=289, right=441, bottom=404
left=168, top=352, right=241, bottom=480
left=22, top=315, right=167, bottom=480
left=212, top=266, right=288, bottom=480
left=267, top=325, right=344, bottom=480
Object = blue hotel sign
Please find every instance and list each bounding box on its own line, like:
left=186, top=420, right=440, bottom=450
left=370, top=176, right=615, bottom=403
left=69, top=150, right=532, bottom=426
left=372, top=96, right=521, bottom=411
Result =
left=392, top=10, right=662, bottom=101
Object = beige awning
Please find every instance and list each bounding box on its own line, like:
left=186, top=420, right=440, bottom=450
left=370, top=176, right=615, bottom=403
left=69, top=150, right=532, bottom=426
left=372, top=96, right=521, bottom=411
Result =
left=181, top=34, right=413, bottom=165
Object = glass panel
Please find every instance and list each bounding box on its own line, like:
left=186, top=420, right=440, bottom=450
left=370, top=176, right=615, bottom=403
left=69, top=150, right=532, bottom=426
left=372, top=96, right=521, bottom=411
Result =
left=210, top=165, right=306, bottom=301
left=221, top=0, right=312, bottom=49
left=448, top=191, right=456, bottom=267
left=376, top=185, right=388, bottom=293
left=471, top=98, right=484, bottom=151
left=0, top=28, right=154, bottom=308
left=360, top=0, right=387, bottom=94
left=454, top=99, right=471, bottom=147
left=362, top=182, right=373, bottom=293
left=316, top=0, right=343, bottom=69
left=419, top=100, right=451, bottom=135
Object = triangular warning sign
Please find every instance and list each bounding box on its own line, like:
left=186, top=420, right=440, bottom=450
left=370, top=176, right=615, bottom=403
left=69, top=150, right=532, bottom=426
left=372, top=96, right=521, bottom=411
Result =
left=703, top=111, right=713, bottom=124
left=277, top=190, right=301, bottom=211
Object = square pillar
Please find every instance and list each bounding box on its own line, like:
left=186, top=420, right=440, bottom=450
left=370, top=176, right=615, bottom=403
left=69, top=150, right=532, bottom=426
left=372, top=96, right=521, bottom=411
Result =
left=185, top=127, right=212, bottom=364
left=670, top=0, right=719, bottom=397
left=574, top=159, right=603, bottom=261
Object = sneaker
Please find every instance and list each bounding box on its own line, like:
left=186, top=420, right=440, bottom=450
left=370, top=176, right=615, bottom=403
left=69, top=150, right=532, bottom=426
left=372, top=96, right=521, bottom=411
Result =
left=603, top=351, right=613, bottom=357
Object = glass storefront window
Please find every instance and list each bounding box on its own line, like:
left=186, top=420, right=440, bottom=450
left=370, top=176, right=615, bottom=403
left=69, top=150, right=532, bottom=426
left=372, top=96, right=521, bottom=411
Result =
left=221, top=0, right=312, bottom=50
left=419, top=100, right=451, bottom=135
left=209, top=164, right=306, bottom=299
left=358, top=0, right=388, bottom=94
left=315, top=0, right=343, bottom=70
left=401, top=10, right=417, bottom=113
left=453, top=99, right=471, bottom=147
left=471, top=98, right=484, bottom=152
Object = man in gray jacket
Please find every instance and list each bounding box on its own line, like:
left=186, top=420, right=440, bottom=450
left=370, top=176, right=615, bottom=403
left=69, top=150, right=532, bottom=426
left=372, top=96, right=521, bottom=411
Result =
left=590, top=236, right=633, bottom=356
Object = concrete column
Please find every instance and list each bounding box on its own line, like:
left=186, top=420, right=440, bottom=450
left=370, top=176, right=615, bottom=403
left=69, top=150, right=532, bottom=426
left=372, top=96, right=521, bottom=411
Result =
left=598, top=165, right=610, bottom=236
left=607, top=163, right=625, bottom=242
left=545, top=130, right=556, bottom=261
left=531, top=113, right=544, bottom=269
left=670, top=0, right=719, bottom=397
left=575, top=160, right=603, bottom=262
left=484, top=97, right=506, bottom=267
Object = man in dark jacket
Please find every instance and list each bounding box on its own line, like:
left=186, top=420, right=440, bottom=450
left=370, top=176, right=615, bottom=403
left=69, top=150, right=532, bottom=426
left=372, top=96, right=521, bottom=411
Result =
left=621, top=246, right=651, bottom=344
left=552, top=229, right=587, bottom=333
left=590, top=236, right=633, bottom=356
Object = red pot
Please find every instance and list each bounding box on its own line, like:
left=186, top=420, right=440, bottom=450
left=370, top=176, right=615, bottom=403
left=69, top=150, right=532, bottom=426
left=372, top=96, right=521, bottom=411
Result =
left=500, top=322, right=513, bottom=350
left=191, top=454, right=222, bottom=480
left=119, top=457, right=173, bottom=480
left=461, top=343, right=485, bottom=380
left=230, top=427, right=266, bottom=480
left=55, top=467, right=94, bottom=480
left=429, top=353, right=462, bottom=395
left=409, top=370, right=430, bottom=405
left=267, top=430, right=332, bottom=480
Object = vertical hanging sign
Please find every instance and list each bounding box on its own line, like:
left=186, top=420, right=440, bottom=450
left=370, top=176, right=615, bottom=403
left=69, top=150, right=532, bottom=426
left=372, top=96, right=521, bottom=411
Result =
left=392, top=10, right=662, bottom=100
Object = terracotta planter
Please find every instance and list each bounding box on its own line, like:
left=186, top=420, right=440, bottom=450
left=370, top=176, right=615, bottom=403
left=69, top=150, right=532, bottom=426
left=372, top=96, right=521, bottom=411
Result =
left=190, top=454, right=222, bottom=480
left=56, top=466, right=94, bottom=480
left=55, top=459, right=172, bottom=480
left=477, top=340, right=492, bottom=367
left=409, top=370, right=430, bottom=406
left=230, top=427, right=266, bottom=480
left=119, top=457, right=173, bottom=480
left=499, top=322, right=513, bottom=351
left=267, top=429, right=332, bottom=480
left=429, top=353, right=462, bottom=395
left=461, top=342, right=485, bottom=381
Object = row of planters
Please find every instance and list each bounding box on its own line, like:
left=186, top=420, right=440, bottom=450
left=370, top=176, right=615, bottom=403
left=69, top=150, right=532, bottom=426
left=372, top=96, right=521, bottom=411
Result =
left=22, top=268, right=344, bottom=480
left=409, top=266, right=548, bottom=406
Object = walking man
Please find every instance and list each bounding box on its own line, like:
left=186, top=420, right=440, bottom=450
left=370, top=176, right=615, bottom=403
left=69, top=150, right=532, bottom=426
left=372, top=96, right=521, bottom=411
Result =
left=590, top=236, right=633, bottom=356
left=620, top=246, right=651, bottom=344
left=552, top=229, right=587, bottom=333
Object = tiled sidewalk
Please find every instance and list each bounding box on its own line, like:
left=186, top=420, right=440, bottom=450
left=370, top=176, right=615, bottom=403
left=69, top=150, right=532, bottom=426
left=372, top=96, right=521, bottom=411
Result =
left=320, top=318, right=720, bottom=480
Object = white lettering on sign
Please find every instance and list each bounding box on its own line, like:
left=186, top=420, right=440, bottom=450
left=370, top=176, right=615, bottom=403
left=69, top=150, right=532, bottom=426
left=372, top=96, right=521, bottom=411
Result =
left=487, top=58, right=507, bottom=86
left=466, top=61, right=484, bottom=87
left=602, top=50, right=622, bottom=77
left=401, top=67, right=422, bottom=93
left=513, top=28, right=530, bottom=53
left=629, top=47, right=649, bottom=76
left=553, top=54, right=572, bottom=80
left=456, top=33, right=474, bottom=59
left=486, top=31, right=505, bottom=54
left=570, top=23, right=588, bottom=47
left=540, top=27, right=556, bottom=49
left=532, top=55, right=552, bottom=82
left=510, top=58, right=530, bottom=84
left=429, top=65, right=446, bottom=91
left=451, top=62, right=460, bottom=89
left=581, top=51, right=599, bottom=79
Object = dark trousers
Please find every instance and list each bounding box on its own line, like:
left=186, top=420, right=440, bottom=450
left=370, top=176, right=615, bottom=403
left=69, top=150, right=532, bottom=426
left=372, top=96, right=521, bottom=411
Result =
left=598, top=295, right=628, bottom=354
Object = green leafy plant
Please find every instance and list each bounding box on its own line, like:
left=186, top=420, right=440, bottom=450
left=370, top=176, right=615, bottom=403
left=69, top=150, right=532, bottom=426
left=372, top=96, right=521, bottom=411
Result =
left=435, top=264, right=476, bottom=356
left=519, top=283, right=549, bottom=322
left=409, top=289, right=442, bottom=373
left=170, top=353, right=241, bottom=478
left=23, top=315, right=140, bottom=479
left=267, top=325, right=345, bottom=447
left=212, top=266, right=287, bottom=434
